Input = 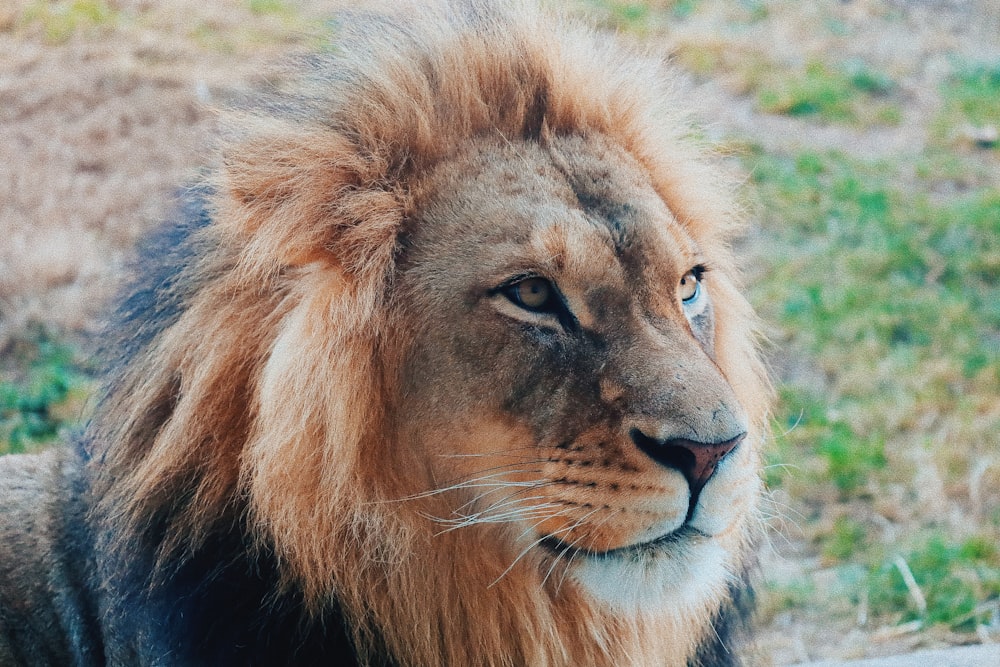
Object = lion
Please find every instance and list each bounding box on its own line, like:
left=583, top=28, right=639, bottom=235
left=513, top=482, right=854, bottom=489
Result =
left=0, top=1, right=770, bottom=665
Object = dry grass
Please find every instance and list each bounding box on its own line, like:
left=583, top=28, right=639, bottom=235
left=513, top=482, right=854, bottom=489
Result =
left=0, top=0, right=329, bottom=349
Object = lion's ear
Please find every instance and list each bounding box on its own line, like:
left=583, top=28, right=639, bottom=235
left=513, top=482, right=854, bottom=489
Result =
left=217, top=120, right=405, bottom=280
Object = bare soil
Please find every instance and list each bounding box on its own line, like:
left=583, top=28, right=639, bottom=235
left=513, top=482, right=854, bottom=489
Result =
left=1, top=1, right=997, bottom=664
left=0, top=0, right=337, bottom=351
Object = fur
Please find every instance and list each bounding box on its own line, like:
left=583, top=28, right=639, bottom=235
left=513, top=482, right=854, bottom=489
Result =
left=0, top=2, right=769, bottom=665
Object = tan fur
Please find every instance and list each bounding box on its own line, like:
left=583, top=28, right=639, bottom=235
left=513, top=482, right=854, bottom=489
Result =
left=80, top=2, right=770, bottom=665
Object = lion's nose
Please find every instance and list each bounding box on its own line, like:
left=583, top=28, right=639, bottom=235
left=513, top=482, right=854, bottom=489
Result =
left=630, top=429, right=745, bottom=494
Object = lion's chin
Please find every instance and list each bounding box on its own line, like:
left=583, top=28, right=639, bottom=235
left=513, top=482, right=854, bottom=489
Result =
left=545, top=529, right=731, bottom=613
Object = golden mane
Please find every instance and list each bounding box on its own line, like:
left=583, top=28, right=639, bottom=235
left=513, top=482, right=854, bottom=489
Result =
left=87, top=2, right=768, bottom=664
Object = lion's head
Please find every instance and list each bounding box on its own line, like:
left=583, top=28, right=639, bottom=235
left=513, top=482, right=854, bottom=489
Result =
left=91, top=2, right=769, bottom=665
left=395, top=130, right=762, bottom=601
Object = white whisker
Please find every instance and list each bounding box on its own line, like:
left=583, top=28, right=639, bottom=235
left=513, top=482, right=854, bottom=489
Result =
left=551, top=508, right=620, bottom=592
left=451, top=478, right=550, bottom=515
left=433, top=501, right=563, bottom=533
left=436, top=447, right=541, bottom=460
left=540, top=507, right=603, bottom=589
left=385, top=469, right=545, bottom=503
left=489, top=507, right=578, bottom=587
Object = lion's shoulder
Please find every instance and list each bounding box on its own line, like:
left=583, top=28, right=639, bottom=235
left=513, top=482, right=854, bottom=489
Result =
left=0, top=447, right=95, bottom=665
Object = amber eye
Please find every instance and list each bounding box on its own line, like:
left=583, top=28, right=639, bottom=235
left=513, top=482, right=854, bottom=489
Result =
left=504, top=277, right=556, bottom=312
left=679, top=269, right=701, bottom=304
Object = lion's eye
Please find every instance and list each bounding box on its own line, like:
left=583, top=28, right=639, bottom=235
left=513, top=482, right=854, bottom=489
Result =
left=504, top=277, right=557, bottom=313
left=680, top=266, right=710, bottom=322
left=679, top=269, right=702, bottom=304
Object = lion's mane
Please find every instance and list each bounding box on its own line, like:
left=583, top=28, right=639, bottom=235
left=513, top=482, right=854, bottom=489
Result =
left=72, top=1, right=770, bottom=665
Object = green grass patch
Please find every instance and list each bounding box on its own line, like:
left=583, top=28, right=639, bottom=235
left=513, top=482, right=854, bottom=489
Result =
left=19, top=0, right=119, bottom=44
left=0, top=334, right=95, bottom=455
left=821, top=516, right=870, bottom=564
left=751, top=144, right=1000, bottom=635
left=770, top=388, right=886, bottom=499
left=868, top=534, right=1000, bottom=630
left=752, top=149, right=999, bottom=483
left=750, top=150, right=999, bottom=373
left=757, top=60, right=899, bottom=125
left=943, top=63, right=1000, bottom=128
left=668, top=0, right=701, bottom=20
left=932, top=61, right=1000, bottom=148
left=817, top=424, right=886, bottom=498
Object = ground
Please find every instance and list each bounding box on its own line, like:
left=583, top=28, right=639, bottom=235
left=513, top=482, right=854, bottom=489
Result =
left=1, top=1, right=998, bottom=664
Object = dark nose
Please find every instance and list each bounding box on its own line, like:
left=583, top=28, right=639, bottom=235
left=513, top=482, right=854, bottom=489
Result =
left=630, top=429, right=745, bottom=494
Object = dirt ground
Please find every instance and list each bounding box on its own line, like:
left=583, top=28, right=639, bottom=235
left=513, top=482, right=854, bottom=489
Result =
left=1, top=0, right=998, bottom=664
left=0, top=0, right=331, bottom=350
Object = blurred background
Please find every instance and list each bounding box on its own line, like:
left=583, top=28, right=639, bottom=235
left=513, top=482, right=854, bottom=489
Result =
left=0, top=1, right=997, bottom=663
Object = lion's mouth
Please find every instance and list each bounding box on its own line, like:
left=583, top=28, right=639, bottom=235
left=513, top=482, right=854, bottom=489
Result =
left=538, top=524, right=707, bottom=561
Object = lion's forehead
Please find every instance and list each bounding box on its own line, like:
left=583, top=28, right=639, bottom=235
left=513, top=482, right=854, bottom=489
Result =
left=408, top=134, right=699, bottom=313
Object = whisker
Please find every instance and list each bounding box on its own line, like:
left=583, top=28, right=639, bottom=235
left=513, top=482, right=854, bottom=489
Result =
left=779, top=411, right=804, bottom=437
left=450, top=483, right=555, bottom=516
left=423, top=481, right=556, bottom=530
left=426, top=459, right=549, bottom=492
left=762, top=462, right=800, bottom=472
left=436, top=446, right=542, bottom=460
left=540, top=507, right=603, bottom=589
left=488, top=507, right=577, bottom=588
left=554, top=508, right=622, bottom=593
left=432, top=498, right=561, bottom=533
left=451, top=490, right=552, bottom=521
left=384, top=469, right=546, bottom=503
left=450, top=478, right=551, bottom=515
left=761, top=494, right=805, bottom=521
left=434, top=508, right=560, bottom=535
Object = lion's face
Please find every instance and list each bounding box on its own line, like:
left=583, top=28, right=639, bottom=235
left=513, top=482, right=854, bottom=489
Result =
left=390, top=134, right=760, bottom=610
